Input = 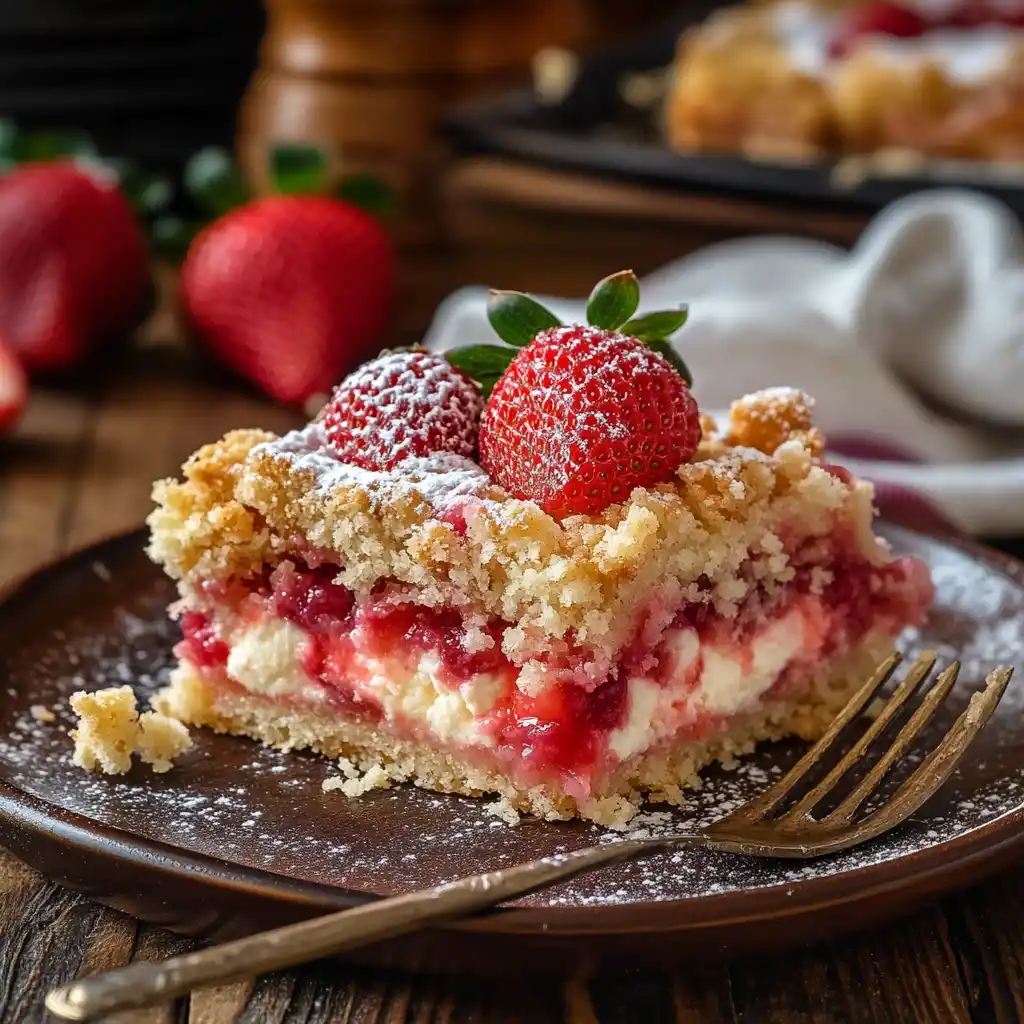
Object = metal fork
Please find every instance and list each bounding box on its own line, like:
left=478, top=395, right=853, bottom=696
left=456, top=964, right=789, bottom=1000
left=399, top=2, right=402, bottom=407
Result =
left=46, top=653, right=1013, bottom=1022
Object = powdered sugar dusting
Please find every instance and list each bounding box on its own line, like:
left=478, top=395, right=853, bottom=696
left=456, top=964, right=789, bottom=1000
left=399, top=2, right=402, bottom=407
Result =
left=320, top=351, right=484, bottom=470
left=260, top=423, right=492, bottom=506
left=0, top=525, right=1021, bottom=911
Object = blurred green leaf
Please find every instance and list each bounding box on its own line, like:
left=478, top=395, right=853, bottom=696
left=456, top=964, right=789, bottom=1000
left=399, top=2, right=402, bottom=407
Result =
left=336, top=174, right=397, bottom=219
left=185, top=147, right=250, bottom=218
left=107, top=157, right=174, bottom=216
left=17, top=129, right=97, bottom=162
left=150, top=215, right=202, bottom=265
left=270, top=144, right=329, bottom=195
left=133, top=176, right=174, bottom=215
left=0, top=120, right=19, bottom=165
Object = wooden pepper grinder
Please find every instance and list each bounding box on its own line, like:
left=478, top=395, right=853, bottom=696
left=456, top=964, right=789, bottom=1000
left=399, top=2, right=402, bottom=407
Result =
left=238, top=0, right=593, bottom=243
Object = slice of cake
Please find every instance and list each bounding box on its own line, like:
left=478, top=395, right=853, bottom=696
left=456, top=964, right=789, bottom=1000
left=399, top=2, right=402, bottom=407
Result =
left=147, top=272, right=932, bottom=826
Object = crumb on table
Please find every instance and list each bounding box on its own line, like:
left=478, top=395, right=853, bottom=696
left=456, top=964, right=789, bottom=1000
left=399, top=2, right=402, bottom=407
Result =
left=70, top=686, right=192, bottom=775
left=29, top=704, right=56, bottom=724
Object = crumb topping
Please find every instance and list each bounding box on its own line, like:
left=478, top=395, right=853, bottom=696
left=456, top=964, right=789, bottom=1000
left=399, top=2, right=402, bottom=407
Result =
left=147, top=387, right=887, bottom=669
left=726, top=387, right=824, bottom=457
left=70, top=686, right=192, bottom=775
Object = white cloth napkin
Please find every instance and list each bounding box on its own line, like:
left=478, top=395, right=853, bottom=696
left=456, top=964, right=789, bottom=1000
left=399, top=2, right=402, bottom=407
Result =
left=424, top=189, right=1024, bottom=536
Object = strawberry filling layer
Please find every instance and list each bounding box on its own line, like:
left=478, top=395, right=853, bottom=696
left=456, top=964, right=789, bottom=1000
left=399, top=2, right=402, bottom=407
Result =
left=176, top=552, right=932, bottom=799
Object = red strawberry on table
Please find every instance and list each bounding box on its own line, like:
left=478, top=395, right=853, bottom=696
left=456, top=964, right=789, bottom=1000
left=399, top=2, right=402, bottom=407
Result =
left=0, top=161, right=149, bottom=374
left=447, top=270, right=700, bottom=518
left=0, top=336, right=27, bottom=434
left=178, top=147, right=395, bottom=407
left=320, top=349, right=483, bottom=470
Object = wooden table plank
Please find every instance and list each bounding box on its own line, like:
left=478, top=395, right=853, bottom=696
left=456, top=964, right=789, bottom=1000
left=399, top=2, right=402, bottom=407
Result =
left=0, top=387, right=93, bottom=582
left=63, top=352, right=301, bottom=552
left=946, top=877, right=1024, bottom=1023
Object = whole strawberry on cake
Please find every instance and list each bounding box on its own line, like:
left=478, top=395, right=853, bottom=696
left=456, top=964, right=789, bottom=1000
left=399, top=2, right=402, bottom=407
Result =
left=147, top=272, right=933, bottom=826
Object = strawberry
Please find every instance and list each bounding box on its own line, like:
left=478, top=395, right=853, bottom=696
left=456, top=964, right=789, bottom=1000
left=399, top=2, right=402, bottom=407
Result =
left=320, top=349, right=483, bottom=470
left=448, top=270, right=699, bottom=518
left=178, top=148, right=395, bottom=406
left=0, top=336, right=27, bottom=434
left=479, top=325, right=699, bottom=516
left=829, top=2, right=929, bottom=56
left=0, top=162, right=149, bottom=373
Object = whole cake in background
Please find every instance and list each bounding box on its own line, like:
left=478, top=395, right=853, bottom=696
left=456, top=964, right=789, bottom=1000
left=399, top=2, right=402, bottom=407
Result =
left=666, top=0, right=1024, bottom=163
left=145, top=272, right=933, bottom=826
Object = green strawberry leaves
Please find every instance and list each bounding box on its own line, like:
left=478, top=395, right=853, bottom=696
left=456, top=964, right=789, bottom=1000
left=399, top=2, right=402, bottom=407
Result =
left=586, top=270, right=639, bottom=330
left=0, top=119, right=98, bottom=168
left=0, top=119, right=180, bottom=269
left=270, top=144, right=328, bottom=195
left=588, top=270, right=691, bottom=384
left=644, top=338, right=693, bottom=387
left=185, top=147, right=252, bottom=218
left=487, top=290, right=562, bottom=348
left=446, top=291, right=562, bottom=395
left=447, top=270, right=695, bottom=396
left=184, top=143, right=396, bottom=219
left=336, top=174, right=397, bottom=220
left=622, top=306, right=689, bottom=341
left=445, top=344, right=516, bottom=395
left=156, top=144, right=395, bottom=267
left=150, top=216, right=204, bottom=264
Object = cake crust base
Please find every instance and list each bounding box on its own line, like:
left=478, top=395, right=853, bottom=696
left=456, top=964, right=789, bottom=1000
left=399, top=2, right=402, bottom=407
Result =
left=156, top=634, right=892, bottom=827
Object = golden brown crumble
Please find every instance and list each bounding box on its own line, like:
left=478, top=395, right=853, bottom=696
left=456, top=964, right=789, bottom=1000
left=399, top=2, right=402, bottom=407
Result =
left=147, top=388, right=887, bottom=671
left=148, top=429, right=284, bottom=582
left=726, top=387, right=824, bottom=458
left=70, top=686, right=193, bottom=775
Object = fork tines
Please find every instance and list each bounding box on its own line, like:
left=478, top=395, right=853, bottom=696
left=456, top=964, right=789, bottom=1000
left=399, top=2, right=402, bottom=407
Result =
left=729, top=652, right=1014, bottom=841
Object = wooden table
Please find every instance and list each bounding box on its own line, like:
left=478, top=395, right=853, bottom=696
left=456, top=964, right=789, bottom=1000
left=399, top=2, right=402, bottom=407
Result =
left=2, top=349, right=1024, bottom=1024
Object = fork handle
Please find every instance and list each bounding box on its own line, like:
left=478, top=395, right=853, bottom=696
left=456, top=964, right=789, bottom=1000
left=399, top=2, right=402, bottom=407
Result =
left=46, top=837, right=677, bottom=1021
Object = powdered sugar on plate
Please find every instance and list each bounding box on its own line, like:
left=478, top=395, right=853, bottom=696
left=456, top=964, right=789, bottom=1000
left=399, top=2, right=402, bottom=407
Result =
left=0, top=525, right=1021, bottom=909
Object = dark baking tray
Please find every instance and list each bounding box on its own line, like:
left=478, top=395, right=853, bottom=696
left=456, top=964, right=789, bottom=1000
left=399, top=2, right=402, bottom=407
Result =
left=442, top=14, right=1024, bottom=217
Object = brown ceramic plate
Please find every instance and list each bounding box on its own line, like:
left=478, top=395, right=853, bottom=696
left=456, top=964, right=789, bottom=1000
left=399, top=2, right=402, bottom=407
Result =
left=0, top=527, right=1022, bottom=974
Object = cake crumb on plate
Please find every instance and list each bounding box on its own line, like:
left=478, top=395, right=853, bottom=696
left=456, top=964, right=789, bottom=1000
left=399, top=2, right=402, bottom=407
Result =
left=323, top=760, right=392, bottom=797
left=484, top=797, right=521, bottom=825
left=137, top=711, right=193, bottom=773
left=70, top=686, right=192, bottom=775
left=29, top=705, right=56, bottom=724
